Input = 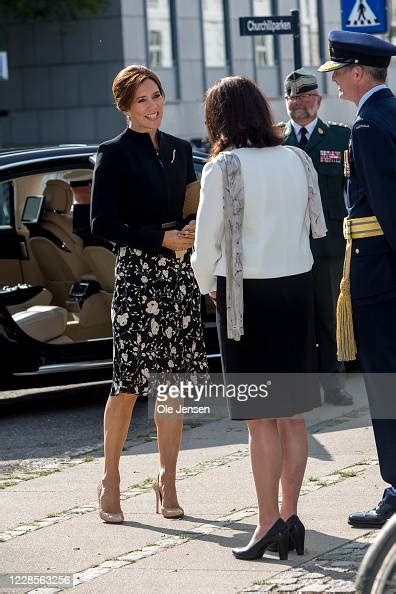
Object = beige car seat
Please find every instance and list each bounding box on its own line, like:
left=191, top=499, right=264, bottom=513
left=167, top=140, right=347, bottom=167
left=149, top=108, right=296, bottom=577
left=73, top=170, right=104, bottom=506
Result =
left=83, top=246, right=116, bottom=293
left=29, top=180, right=94, bottom=305
left=12, top=305, right=72, bottom=343
left=7, top=287, right=52, bottom=315
left=59, top=245, right=116, bottom=341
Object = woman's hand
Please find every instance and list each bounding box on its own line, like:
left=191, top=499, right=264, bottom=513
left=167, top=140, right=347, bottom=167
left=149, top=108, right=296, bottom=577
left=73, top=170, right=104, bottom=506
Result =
left=162, top=229, right=194, bottom=251
left=180, top=220, right=196, bottom=239
left=209, top=291, right=217, bottom=305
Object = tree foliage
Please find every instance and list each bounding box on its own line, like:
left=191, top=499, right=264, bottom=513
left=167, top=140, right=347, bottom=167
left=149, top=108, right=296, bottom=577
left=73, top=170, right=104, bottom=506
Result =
left=0, top=0, right=108, bottom=21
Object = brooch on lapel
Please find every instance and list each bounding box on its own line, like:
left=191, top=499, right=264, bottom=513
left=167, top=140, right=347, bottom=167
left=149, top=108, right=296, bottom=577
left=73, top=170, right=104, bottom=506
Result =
left=318, top=127, right=324, bottom=135
left=171, top=149, right=176, bottom=164
left=320, top=150, right=341, bottom=164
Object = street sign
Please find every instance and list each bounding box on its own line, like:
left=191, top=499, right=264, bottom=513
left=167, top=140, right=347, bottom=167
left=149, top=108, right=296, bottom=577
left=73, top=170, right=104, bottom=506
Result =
left=341, top=0, right=388, bottom=33
left=239, top=10, right=302, bottom=69
left=0, top=52, right=8, bottom=81
left=239, top=16, right=296, bottom=36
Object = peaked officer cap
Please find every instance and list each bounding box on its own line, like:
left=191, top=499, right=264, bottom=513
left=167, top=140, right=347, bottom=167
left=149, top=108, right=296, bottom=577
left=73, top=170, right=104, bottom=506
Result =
left=284, top=68, right=319, bottom=97
left=319, top=30, right=396, bottom=72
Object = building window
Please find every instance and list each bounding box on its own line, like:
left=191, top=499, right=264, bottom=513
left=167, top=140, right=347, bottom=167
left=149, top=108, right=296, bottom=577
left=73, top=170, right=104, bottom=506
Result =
left=147, top=0, right=173, bottom=68
left=299, top=0, right=320, bottom=66
left=253, top=0, right=275, bottom=67
left=202, top=0, right=226, bottom=67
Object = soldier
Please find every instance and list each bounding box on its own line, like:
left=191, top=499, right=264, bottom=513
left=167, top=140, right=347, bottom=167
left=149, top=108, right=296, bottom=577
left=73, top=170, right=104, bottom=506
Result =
left=281, top=68, right=353, bottom=406
left=319, top=30, right=396, bottom=528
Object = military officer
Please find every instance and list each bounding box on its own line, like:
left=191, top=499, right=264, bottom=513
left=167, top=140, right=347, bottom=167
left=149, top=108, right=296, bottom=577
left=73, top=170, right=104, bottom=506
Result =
left=281, top=68, right=353, bottom=406
left=319, top=30, right=396, bottom=528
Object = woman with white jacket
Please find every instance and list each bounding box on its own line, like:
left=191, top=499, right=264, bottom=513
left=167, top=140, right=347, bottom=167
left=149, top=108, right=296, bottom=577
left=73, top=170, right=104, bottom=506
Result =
left=191, top=76, right=326, bottom=562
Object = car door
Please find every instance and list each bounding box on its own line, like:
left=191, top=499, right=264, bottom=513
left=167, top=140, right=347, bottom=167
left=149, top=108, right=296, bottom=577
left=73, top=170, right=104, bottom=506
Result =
left=0, top=179, right=28, bottom=286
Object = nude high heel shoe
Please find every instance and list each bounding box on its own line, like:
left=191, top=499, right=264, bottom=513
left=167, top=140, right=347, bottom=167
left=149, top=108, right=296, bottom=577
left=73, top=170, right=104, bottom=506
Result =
left=97, top=481, right=124, bottom=524
left=152, top=475, right=184, bottom=519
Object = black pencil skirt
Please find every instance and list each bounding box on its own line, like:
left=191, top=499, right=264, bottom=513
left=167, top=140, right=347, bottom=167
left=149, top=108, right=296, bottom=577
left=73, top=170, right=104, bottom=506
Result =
left=216, top=272, right=321, bottom=420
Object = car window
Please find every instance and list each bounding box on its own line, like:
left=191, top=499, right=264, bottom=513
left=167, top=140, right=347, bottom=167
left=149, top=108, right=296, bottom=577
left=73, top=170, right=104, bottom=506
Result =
left=0, top=181, right=13, bottom=228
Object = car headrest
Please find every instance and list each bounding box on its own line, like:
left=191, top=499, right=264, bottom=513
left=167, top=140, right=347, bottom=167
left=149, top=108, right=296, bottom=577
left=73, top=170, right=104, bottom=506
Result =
left=43, top=180, right=73, bottom=214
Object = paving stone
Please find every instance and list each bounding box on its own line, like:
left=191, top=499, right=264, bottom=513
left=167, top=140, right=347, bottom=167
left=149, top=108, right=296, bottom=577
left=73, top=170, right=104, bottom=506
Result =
left=100, top=560, right=129, bottom=569
left=299, top=586, right=330, bottom=593
left=350, top=542, right=369, bottom=549
left=303, top=577, right=332, bottom=585
left=333, top=561, right=359, bottom=568
left=326, top=583, right=356, bottom=593
left=275, top=586, right=300, bottom=592
left=74, top=567, right=111, bottom=584
left=269, top=578, right=298, bottom=585
left=118, top=551, right=147, bottom=562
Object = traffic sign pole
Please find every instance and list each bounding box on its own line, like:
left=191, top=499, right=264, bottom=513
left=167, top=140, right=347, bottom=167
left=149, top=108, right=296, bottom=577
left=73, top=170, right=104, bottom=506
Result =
left=291, top=9, right=302, bottom=70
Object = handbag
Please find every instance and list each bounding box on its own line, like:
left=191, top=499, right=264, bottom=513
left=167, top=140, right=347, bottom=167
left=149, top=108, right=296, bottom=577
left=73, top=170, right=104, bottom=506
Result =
left=174, top=180, right=200, bottom=259
left=182, top=180, right=200, bottom=219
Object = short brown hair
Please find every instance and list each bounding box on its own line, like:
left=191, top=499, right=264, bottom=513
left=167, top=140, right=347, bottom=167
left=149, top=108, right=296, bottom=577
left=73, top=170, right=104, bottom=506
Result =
left=112, top=65, right=165, bottom=113
left=205, top=76, right=282, bottom=157
left=364, top=65, right=387, bottom=83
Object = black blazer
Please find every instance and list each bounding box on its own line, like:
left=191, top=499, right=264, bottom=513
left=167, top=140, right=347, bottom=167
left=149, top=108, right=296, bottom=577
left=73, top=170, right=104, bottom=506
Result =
left=91, top=127, right=196, bottom=253
left=347, top=88, right=396, bottom=304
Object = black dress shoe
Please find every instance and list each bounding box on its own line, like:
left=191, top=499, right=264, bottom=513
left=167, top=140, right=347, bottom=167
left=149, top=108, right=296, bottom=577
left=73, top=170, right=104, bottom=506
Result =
left=267, top=514, right=305, bottom=555
left=348, top=499, right=396, bottom=528
left=324, top=388, right=354, bottom=406
left=232, top=518, right=289, bottom=561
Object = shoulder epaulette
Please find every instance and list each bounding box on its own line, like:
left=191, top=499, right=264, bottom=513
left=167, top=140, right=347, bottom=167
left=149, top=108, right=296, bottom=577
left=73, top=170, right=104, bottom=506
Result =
left=327, top=121, right=350, bottom=129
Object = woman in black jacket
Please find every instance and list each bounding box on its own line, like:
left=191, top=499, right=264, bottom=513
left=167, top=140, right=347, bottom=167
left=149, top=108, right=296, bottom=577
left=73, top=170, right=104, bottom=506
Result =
left=91, top=65, right=207, bottom=523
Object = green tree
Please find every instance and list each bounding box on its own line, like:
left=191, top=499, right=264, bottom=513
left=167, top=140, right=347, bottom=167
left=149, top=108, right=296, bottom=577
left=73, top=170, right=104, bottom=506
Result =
left=0, top=0, right=108, bottom=21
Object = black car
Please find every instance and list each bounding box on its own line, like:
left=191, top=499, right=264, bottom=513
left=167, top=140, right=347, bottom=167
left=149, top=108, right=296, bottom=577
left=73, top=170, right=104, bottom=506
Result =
left=0, top=144, right=218, bottom=385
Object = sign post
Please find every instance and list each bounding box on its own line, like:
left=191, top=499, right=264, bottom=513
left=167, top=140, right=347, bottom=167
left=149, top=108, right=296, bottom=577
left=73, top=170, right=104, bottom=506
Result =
left=239, top=9, right=302, bottom=70
left=341, top=0, right=388, bottom=34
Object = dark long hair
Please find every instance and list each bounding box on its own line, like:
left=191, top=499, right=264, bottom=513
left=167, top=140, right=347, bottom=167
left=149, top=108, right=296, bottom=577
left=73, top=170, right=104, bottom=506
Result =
left=205, top=76, right=282, bottom=158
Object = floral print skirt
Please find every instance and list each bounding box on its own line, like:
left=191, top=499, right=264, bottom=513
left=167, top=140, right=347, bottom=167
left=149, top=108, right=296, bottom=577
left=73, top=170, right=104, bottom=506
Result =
left=110, top=247, right=208, bottom=396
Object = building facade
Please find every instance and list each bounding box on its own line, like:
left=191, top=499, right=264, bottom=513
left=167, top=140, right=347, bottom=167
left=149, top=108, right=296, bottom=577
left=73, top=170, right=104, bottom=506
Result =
left=0, top=0, right=396, bottom=147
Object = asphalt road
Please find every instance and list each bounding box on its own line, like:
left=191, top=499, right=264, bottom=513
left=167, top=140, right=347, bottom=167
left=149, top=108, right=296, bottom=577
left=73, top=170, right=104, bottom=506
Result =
left=0, top=380, right=154, bottom=480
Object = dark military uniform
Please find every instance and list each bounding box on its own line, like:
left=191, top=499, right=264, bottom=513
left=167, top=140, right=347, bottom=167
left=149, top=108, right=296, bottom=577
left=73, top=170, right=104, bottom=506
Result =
left=346, top=88, right=396, bottom=499
left=319, top=29, right=396, bottom=524
left=282, top=119, right=350, bottom=395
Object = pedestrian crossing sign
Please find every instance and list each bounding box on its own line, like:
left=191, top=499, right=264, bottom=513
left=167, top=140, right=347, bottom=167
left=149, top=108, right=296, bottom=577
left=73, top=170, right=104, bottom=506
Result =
left=341, top=0, right=388, bottom=33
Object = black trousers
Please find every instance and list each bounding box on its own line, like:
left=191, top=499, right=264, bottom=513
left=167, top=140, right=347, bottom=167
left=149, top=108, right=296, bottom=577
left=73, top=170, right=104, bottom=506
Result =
left=353, top=296, right=396, bottom=494
left=312, top=256, right=345, bottom=393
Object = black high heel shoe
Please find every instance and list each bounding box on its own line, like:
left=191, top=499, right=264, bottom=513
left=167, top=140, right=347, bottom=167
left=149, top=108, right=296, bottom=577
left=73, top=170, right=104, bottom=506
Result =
left=267, top=515, right=305, bottom=555
left=232, top=518, right=289, bottom=561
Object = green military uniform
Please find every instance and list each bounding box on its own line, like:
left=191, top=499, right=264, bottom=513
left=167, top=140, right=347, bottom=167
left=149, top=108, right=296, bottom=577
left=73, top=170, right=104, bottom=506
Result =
left=281, top=119, right=350, bottom=257
left=281, top=118, right=351, bottom=394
